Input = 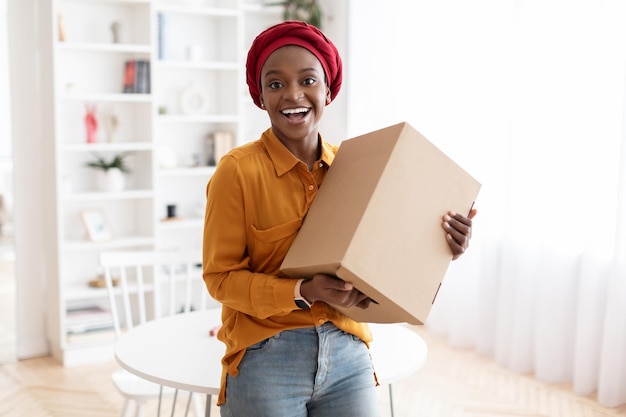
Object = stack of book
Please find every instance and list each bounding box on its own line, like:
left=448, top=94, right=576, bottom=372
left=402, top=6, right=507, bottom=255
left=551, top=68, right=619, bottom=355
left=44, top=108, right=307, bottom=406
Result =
left=66, top=305, right=114, bottom=335
left=123, top=60, right=150, bottom=94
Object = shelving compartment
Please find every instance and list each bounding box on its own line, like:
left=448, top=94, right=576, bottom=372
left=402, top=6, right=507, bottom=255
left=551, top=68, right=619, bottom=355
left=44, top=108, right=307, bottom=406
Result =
left=57, top=0, right=151, bottom=46
left=155, top=121, right=236, bottom=168
left=57, top=99, right=152, bottom=145
left=60, top=148, right=153, bottom=195
left=157, top=173, right=208, bottom=221
left=56, top=48, right=151, bottom=96
left=154, top=66, right=239, bottom=117
left=156, top=8, right=238, bottom=63
left=62, top=198, right=155, bottom=244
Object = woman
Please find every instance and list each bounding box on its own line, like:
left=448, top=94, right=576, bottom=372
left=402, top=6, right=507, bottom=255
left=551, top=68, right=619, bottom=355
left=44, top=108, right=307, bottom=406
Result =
left=202, top=21, right=476, bottom=417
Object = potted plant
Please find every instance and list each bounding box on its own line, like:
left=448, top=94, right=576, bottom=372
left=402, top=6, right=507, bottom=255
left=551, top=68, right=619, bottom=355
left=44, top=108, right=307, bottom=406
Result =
left=85, top=153, right=131, bottom=192
left=267, top=0, right=322, bottom=28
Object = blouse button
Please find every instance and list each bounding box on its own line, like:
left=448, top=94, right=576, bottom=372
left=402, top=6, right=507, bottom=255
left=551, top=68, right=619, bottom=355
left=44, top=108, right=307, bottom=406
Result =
left=318, top=319, right=326, bottom=325
left=308, top=185, right=314, bottom=191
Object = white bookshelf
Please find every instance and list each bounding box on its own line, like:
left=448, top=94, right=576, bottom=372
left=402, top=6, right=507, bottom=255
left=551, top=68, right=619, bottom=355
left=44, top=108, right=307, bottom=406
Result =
left=48, top=0, right=281, bottom=365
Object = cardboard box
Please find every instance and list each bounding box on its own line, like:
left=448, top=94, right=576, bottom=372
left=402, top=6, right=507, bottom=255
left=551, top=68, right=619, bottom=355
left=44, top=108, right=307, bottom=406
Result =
left=280, top=122, right=481, bottom=324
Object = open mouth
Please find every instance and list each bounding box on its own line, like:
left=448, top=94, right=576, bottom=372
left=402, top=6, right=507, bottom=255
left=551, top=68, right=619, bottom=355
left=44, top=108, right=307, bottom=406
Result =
left=281, top=107, right=310, bottom=119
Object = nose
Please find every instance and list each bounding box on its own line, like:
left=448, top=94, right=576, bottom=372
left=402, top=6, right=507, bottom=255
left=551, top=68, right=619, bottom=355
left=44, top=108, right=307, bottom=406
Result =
left=283, top=83, right=304, bottom=101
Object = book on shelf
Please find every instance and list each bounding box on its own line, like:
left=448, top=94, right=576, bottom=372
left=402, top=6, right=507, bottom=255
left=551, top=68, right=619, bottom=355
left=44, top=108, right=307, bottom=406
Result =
left=123, top=59, right=150, bottom=94
left=206, top=131, right=234, bottom=166
left=157, top=12, right=167, bottom=60
left=66, top=305, right=114, bottom=335
left=66, top=328, right=116, bottom=344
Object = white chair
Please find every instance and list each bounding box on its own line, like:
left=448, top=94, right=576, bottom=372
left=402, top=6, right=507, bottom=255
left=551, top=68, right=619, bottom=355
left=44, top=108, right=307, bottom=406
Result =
left=100, top=249, right=210, bottom=417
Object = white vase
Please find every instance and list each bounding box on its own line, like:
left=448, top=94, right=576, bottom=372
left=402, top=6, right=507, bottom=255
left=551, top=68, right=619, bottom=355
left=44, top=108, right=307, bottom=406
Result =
left=96, top=168, right=126, bottom=192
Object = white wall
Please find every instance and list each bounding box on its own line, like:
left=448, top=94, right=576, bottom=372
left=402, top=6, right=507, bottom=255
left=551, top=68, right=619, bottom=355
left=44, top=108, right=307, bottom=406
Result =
left=7, top=0, right=55, bottom=359
left=0, top=0, right=11, bottom=159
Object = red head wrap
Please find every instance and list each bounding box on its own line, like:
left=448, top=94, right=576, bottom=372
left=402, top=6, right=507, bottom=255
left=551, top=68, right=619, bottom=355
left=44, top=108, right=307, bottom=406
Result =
left=245, top=20, right=343, bottom=109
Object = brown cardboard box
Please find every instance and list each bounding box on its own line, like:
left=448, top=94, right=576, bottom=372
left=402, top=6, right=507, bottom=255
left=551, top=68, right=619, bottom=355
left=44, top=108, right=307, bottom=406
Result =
left=280, top=122, right=481, bottom=324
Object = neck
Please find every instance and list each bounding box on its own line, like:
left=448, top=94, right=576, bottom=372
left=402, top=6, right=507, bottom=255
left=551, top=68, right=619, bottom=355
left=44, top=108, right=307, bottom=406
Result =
left=277, top=132, right=320, bottom=171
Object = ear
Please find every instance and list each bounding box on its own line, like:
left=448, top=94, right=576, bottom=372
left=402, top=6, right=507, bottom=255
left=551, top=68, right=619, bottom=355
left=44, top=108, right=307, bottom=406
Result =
left=326, top=88, right=331, bottom=105
left=259, top=95, right=265, bottom=109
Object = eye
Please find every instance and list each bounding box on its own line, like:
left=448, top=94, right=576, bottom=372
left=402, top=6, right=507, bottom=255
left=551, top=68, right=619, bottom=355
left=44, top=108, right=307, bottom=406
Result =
left=268, top=81, right=283, bottom=90
left=302, top=77, right=316, bottom=86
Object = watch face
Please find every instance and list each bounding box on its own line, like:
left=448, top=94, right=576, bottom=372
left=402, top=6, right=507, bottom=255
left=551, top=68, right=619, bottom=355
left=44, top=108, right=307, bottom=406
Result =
left=295, top=298, right=311, bottom=309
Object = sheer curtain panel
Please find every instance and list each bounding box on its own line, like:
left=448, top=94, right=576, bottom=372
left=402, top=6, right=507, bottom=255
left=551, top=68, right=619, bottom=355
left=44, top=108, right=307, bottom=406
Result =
left=346, top=0, right=626, bottom=408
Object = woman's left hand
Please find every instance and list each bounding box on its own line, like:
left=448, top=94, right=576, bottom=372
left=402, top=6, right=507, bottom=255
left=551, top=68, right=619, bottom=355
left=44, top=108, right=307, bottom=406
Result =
left=442, top=208, right=477, bottom=260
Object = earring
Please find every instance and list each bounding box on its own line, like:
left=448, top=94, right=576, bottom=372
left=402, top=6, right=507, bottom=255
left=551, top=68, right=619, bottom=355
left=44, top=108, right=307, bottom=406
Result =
left=260, top=102, right=265, bottom=109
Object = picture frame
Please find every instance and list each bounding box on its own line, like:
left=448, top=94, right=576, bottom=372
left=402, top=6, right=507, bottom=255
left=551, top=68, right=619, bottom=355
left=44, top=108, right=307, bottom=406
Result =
left=80, top=209, right=113, bottom=241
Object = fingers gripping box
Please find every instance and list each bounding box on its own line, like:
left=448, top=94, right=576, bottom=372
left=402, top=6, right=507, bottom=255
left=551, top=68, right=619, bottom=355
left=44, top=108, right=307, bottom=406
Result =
left=280, top=122, right=481, bottom=324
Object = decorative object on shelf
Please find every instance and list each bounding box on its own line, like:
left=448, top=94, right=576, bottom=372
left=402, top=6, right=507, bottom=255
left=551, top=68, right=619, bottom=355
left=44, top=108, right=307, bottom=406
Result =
left=156, top=145, right=178, bottom=169
left=96, top=169, right=126, bottom=192
left=110, top=21, right=121, bottom=43
left=267, top=0, right=322, bottom=28
left=80, top=209, right=113, bottom=241
left=163, top=204, right=179, bottom=222
left=180, top=81, right=208, bottom=114
left=85, top=104, right=98, bottom=144
left=85, top=153, right=131, bottom=192
left=58, top=14, right=66, bottom=41
left=166, top=204, right=177, bottom=218
left=88, top=273, right=119, bottom=288
left=158, top=105, right=167, bottom=115
left=122, top=60, right=150, bottom=94
left=206, top=130, right=234, bottom=165
left=102, top=109, right=119, bottom=142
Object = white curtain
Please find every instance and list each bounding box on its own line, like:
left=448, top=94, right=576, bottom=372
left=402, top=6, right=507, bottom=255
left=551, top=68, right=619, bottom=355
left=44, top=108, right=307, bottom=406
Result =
left=346, top=0, right=626, bottom=408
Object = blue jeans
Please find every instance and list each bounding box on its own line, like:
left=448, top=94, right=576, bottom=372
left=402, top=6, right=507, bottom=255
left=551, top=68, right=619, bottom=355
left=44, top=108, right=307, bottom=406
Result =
left=220, top=323, right=381, bottom=417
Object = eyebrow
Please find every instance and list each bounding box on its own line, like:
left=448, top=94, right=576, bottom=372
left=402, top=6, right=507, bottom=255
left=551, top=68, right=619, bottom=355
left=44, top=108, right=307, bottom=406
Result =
left=263, top=67, right=320, bottom=78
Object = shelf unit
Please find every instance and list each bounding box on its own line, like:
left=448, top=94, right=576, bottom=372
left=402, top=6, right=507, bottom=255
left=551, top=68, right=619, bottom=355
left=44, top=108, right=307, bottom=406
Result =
left=49, top=0, right=282, bottom=366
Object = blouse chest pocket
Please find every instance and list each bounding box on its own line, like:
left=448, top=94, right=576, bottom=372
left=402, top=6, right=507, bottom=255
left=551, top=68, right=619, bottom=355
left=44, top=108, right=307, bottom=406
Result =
left=249, top=217, right=303, bottom=273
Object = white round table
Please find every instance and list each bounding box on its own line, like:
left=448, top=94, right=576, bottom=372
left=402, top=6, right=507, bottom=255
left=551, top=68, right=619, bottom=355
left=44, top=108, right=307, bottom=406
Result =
left=115, top=308, right=427, bottom=416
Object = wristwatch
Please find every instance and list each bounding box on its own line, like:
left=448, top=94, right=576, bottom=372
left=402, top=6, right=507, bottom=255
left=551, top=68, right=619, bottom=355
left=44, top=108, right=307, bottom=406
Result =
left=294, top=278, right=312, bottom=309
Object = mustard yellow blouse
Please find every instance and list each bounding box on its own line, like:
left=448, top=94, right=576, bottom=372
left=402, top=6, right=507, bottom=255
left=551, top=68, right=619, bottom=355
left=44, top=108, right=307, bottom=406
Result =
left=202, top=128, right=372, bottom=405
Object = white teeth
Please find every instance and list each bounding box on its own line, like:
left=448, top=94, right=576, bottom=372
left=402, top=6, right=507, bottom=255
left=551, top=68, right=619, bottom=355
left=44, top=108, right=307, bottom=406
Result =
left=282, top=108, right=309, bottom=115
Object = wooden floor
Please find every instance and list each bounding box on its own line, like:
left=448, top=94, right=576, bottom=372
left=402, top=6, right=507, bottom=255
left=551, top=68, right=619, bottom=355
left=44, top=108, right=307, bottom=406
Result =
left=1, top=325, right=625, bottom=417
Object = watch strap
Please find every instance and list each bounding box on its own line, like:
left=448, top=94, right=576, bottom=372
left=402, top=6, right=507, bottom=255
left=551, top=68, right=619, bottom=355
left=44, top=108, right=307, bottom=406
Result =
left=294, top=278, right=312, bottom=309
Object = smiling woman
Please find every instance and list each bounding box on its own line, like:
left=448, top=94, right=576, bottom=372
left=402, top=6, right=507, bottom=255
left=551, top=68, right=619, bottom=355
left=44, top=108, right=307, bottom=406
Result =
left=202, top=20, right=476, bottom=417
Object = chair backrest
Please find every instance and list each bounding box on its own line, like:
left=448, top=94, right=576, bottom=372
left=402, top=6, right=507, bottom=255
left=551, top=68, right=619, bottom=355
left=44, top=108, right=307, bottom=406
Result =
left=99, top=249, right=211, bottom=339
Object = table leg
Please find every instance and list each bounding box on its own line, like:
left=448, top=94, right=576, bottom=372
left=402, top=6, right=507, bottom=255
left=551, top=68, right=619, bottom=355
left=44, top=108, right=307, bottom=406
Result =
left=388, top=384, right=395, bottom=417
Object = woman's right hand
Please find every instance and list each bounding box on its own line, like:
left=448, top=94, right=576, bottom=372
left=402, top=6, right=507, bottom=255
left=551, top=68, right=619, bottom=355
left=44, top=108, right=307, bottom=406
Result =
left=300, top=274, right=372, bottom=309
